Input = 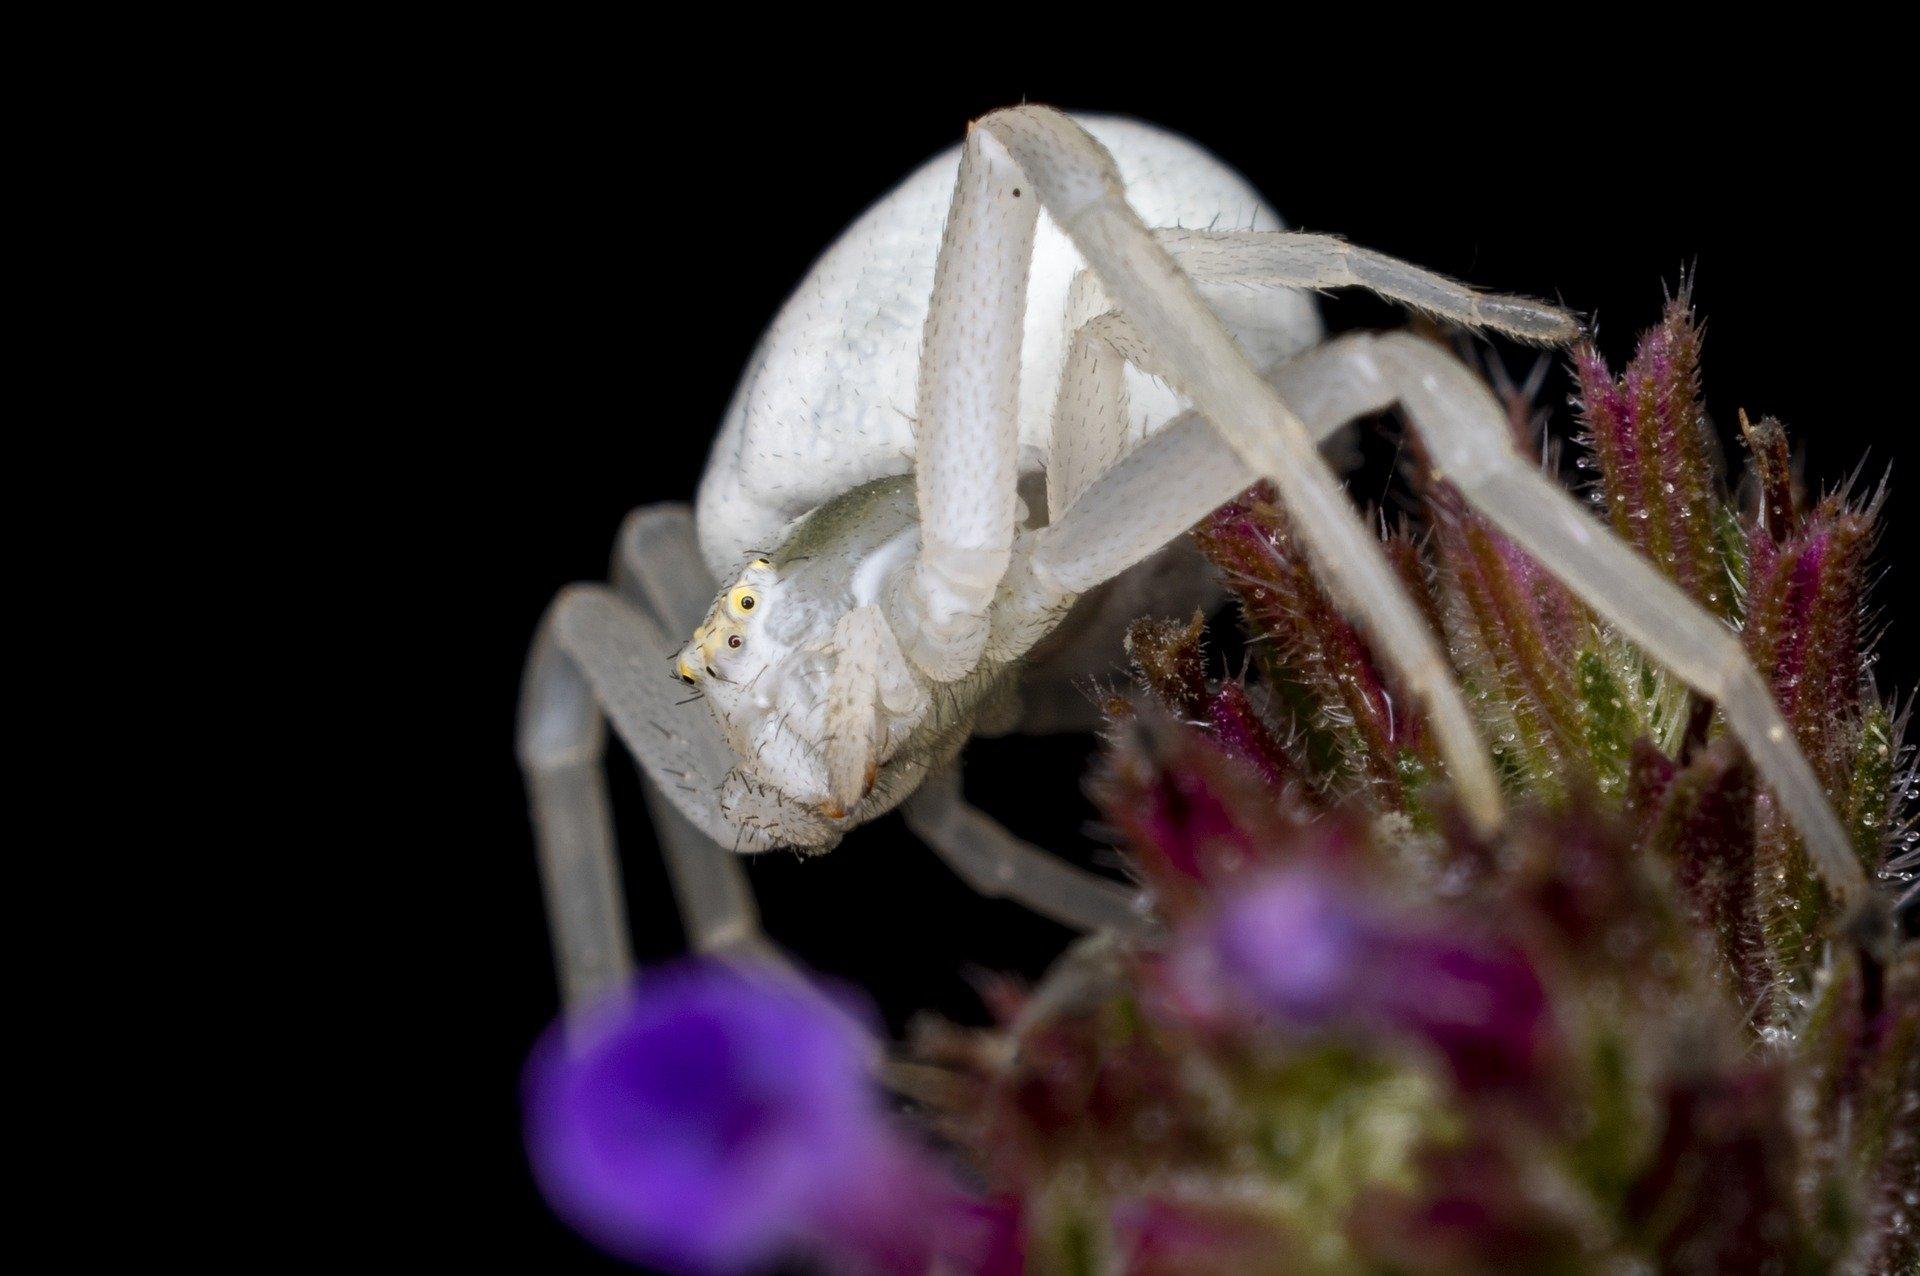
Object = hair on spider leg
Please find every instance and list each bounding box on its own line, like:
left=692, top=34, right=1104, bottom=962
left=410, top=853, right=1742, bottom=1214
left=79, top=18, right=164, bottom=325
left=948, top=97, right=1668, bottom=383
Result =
left=1464, top=337, right=1554, bottom=456
left=1493, top=343, right=1552, bottom=408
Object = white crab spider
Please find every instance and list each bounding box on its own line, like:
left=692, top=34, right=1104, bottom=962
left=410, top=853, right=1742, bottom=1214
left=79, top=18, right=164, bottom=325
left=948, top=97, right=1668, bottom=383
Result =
left=519, top=107, right=1876, bottom=1006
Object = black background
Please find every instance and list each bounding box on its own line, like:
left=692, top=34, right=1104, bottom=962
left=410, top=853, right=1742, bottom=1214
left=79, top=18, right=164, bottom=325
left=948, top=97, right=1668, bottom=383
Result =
left=422, top=68, right=1912, bottom=1268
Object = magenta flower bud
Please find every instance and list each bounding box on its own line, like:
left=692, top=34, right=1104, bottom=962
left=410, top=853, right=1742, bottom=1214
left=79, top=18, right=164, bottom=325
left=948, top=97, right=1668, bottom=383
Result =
left=1196, top=488, right=1429, bottom=805
left=1572, top=292, right=1724, bottom=616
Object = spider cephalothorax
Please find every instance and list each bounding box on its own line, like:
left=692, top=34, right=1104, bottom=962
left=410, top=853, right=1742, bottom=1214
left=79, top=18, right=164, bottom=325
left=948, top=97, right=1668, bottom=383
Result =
left=677, top=480, right=1005, bottom=840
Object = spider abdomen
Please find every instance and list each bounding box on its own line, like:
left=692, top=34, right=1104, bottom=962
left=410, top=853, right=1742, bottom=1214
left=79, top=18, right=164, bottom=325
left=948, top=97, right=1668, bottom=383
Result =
left=694, top=115, right=1322, bottom=578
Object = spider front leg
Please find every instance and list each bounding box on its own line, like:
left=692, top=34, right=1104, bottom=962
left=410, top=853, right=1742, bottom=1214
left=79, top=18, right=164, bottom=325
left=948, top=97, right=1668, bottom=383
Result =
left=887, top=122, right=1038, bottom=682
left=611, top=508, right=781, bottom=963
left=517, top=505, right=783, bottom=1007
left=978, top=105, right=1506, bottom=835
left=879, top=120, right=1152, bottom=933
left=1030, top=336, right=1408, bottom=594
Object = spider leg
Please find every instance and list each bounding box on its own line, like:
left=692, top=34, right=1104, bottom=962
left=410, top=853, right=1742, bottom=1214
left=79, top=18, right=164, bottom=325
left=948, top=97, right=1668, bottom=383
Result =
left=1032, top=336, right=1389, bottom=593
left=1157, top=228, right=1578, bottom=345
left=867, top=198, right=1159, bottom=927
left=1306, top=334, right=1877, bottom=925
left=611, top=506, right=782, bottom=964
left=612, top=504, right=721, bottom=639
left=518, top=508, right=786, bottom=1005
left=518, top=611, right=634, bottom=1009
left=543, top=588, right=788, bottom=863
left=1046, top=270, right=1134, bottom=519
left=892, top=123, right=1039, bottom=681
left=978, top=106, right=1504, bottom=836
left=902, top=765, right=1147, bottom=934
left=1045, top=268, right=1300, bottom=515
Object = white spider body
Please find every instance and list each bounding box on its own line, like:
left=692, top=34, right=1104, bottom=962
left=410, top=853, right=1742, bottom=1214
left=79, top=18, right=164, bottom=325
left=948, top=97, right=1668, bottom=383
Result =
left=696, top=116, right=1321, bottom=576
left=521, top=106, right=1880, bottom=1006
left=680, top=117, right=1323, bottom=849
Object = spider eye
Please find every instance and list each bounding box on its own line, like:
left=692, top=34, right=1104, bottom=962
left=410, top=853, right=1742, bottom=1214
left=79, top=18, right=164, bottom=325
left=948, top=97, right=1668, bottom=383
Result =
left=727, top=634, right=743, bottom=649
left=726, top=585, right=758, bottom=618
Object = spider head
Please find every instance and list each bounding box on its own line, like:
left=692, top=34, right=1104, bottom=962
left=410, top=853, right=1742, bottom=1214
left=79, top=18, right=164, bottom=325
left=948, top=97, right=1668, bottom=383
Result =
left=672, top=557, right=779, bottom=689
left=673, top=555, right=850, bottom=813
left=673, top=528, right=940, bottom=829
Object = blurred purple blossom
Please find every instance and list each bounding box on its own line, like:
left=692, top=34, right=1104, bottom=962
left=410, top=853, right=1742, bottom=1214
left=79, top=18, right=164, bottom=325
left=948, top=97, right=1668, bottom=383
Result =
left=523, top=961, right=960, bottom=1274
left=1205, top=869, right=1364, bottom=1024
left=1191, top=869, right=1556, bottom=1093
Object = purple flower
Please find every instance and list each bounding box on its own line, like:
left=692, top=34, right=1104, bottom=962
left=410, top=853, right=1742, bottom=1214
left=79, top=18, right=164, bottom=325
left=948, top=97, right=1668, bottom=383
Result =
left=1209, top=870, right=1365, bottom=1023
left=523, top=961, right=945, bottom=1274
left=1189, top=870, right=1556, bottom=1093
